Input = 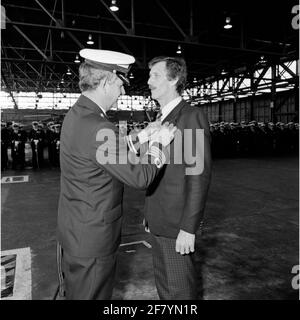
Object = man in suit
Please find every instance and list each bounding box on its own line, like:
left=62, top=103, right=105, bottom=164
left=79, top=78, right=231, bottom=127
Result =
left=57, top=49, right=176, bottom=300
left=144, top=56, right=212, bottom=299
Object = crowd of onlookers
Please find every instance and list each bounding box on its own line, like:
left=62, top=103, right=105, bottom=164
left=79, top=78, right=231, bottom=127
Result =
left=1, top=118, right=298, bottom=171
left=209, top=120, right=299, bottom=157
left=1, top=121, right=62, bottom=170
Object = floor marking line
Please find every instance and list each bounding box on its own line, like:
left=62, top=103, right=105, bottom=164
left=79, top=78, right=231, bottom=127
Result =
left=1, top=176, right=29, bottom=184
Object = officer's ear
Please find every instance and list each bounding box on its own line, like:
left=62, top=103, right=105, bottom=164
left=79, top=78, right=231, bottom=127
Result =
left=106, top=73, right=120, bottom=86
left=99, top=74, right=113, bottom=90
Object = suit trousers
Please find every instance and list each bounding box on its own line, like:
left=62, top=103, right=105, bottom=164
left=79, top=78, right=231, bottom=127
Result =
left=150, top=234, right=198, bottom=300
left=61, top=249, right=117, bottom=300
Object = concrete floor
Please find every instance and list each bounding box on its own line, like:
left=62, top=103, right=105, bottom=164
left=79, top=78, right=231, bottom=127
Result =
left=1, top=155, right=299, bottom=300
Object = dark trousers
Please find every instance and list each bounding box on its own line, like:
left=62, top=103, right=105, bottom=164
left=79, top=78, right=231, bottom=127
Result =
left=1, top=143, right=8, bottom=169
left=11, top=144, right=25, bottom=169
left=150, top=234, right=198, bottom=300
left=31, top=142, right=44, bottom=168
left=61, top=249, right=117, bottom=300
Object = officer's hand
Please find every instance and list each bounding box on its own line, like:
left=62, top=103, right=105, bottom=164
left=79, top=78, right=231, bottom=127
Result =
left=137, top=121, right=161, bottom=144
left=175, top=229, right=195, bottom=255
left=150, top=122, right=177, bottom=147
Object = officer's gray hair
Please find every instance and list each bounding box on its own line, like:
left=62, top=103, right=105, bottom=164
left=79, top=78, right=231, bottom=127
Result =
left=79, top=62, right=116, bottom=92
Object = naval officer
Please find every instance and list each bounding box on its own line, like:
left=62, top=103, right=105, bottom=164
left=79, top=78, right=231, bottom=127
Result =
left=57, top=48, right=176, bottom=300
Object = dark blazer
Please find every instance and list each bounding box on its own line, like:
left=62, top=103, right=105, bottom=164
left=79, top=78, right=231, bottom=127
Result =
left=57, top=95, right=161, bottom=258
left=144, top=99, right=212, bottom=238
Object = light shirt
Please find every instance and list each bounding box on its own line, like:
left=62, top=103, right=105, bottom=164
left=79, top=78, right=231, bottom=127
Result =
left=160, top=96, right=182, bottom=122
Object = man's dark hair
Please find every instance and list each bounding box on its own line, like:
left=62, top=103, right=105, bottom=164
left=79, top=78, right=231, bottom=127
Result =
left=148, top=56, right=187, bottom=94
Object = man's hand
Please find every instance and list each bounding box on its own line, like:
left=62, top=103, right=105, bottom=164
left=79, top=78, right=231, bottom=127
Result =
left=137, top=121, right=161, bottom=144
left=175, top=229, right=195, bottom=255
left=150, top=122, right=177, bottom=147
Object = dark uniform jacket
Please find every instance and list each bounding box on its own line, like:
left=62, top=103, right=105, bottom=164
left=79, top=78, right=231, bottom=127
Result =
left=11, top=130, right=27, bottom=145
left=57, top=95, right=162, bottom=258
left=1, top=127, right=11, bottom=145
left=28, top=128, right=45, bottom=143
left=144, top=99, right=212, bottom=238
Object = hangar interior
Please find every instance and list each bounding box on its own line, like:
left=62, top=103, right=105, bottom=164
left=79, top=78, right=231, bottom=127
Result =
left=1, top=0, right=299, bottom=122
left=1, top=0, right=299, bottom=300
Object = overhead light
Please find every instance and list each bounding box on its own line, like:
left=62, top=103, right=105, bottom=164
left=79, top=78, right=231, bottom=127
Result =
left=66, top=68, right=72, bottom=75
left=176, top=44, right=182, bottom=54
left=110, top=0, right=119, bottom=12
left=257, top=55, right=267, bottom=66
left=129, top=73, right=134, bottom=79
left=224, top=16, right=232, bottom=29
left=221, top=69, right=227, bottom=75
left=87, top=34, right=94, bottom=45
left=74, top=54, right=80, bottom=63
left=259, top=55, right=267, bottom=64
left=193, top=77, right=197, bottom=84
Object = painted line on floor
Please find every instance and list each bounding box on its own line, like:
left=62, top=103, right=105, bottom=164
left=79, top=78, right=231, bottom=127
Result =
left=1, top=175, right=29, bottom=184
left=1, top=247, right=32, bottom=300
left=120, top=240, right=152, bottom=249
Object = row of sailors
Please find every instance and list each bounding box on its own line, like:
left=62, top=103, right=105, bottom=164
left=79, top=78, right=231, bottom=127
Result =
left=2, top=118, right=297, bottom=170
left=115, top=121, right=147, bottom=135
left=209, top=121, right=299, bottom=157
left=1, top=121, right=61, bottom=170
left=115, top=119, right=299, bottom=157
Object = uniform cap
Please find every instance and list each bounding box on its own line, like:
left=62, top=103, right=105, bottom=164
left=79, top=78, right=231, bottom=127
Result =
left=79, top=49, right=135, bottom=86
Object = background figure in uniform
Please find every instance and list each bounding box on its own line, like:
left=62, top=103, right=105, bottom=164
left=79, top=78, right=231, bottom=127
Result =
left=28, top=121, right=45, bottom=168
left=45, top=122, right=55, bottom=166
left=11, top=123, right=27, bottom=170
left=37, top=123, right=46, bottom=167
left=144, top=56, right=212, bottom=300
left=57, top=49, right=176, bottom=300
left=52, top=124, right=61, bottom=167
left=1, top=122, right=11, bottom=170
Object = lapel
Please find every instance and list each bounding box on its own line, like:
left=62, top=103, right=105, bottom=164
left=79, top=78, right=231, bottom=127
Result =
left=161, top=99, right=186, bottom=125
